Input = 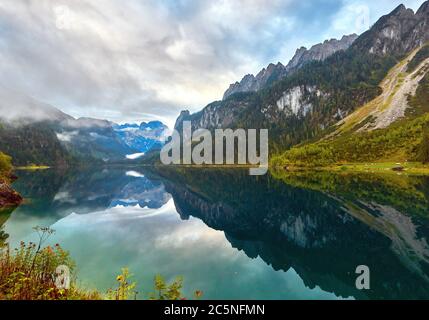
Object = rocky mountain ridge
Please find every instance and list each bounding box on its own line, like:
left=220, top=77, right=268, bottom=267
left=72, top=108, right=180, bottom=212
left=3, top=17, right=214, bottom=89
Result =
left=352, top=3, right=429, bottom=56
left=223, top=34, right=358, bottom=99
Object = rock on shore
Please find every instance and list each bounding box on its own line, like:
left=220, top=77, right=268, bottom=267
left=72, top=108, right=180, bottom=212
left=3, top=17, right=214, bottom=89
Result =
left=0, top=178, right=22, bottom=208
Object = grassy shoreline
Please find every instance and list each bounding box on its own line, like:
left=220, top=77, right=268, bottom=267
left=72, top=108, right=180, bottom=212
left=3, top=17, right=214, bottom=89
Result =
left=274, top=162, right=429, bottom=176
left=10, top=162, right=429, bottom=176
left=156, top=162, right=429, bottom=176
left=14, top=165, right=50, bottom=171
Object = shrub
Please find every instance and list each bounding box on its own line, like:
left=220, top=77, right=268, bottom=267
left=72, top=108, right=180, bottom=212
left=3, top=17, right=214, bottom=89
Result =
left=0, top=226, right=201, bottom=300
left=0, top=152, right=12, bottom=175
left=279, top=144, right=336, bottom=167
left=107, top=268, right=137, bottom=300
left=0, top=242, right=102, bottom=300
left=0, top=226, right=100, bottom=300
left=149, top=275, right=185, bottom=300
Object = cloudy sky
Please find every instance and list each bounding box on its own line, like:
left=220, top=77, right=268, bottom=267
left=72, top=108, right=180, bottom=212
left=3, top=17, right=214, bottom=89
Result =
left=0, top=0, right=425, bottom=128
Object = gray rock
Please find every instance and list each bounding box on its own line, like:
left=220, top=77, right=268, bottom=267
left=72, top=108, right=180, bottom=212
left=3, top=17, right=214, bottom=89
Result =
left=353, top=2, right=429, bottom=56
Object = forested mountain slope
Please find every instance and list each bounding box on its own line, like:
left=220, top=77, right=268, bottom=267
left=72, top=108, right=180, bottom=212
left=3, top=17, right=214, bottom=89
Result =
left=272, top=44, right=429, bottom=166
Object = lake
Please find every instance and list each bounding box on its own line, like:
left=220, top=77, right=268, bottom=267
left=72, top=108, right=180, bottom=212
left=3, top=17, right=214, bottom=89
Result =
left=2, top=167, right=429, bottom=300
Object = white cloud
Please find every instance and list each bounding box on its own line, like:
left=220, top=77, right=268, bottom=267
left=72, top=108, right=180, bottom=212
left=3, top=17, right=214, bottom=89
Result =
left=331, top=3, right=371, bottom=35
left=56, top=131, right=78, bottom=142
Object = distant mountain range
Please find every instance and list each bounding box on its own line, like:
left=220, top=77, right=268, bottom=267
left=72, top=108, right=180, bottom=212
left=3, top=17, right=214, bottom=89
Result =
left=0, top=89, right=168, bottom=166
left=175, top=2, right=429, bottom=160
left=113, top=121, right=168, bottom=158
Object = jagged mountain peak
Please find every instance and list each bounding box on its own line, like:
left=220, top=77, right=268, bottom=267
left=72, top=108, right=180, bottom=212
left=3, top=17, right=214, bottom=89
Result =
left=223, top=34, right=358, bottom=100
left=381, top=3, right=415, bottom=21
left=417, top=0, right=429, bottom=15
left=391, top=4, right=408, bottom=14
left=174, top=110, right=191, bottom=130
left=257, top=62, right=282, bottom=76
left=353, top=2, right=429, bottom=56
left=140, top=120, right=168, bottom=131
left=293, top=34, right=358, bottom=64
left=322, top=34, right=358, bottom=45
left=295, top=46, right=307, bottom=52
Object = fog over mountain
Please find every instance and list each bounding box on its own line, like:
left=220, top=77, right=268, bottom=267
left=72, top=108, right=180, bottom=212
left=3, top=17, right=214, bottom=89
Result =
left=0, top=0, right=425, bottom=127
left=0, top=89, right=169, bottom=166
left=0, top=86, right=72, bottom=124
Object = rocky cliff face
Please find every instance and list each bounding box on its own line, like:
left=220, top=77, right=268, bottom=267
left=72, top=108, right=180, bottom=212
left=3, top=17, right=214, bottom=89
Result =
left=223, top=62, right=288, bottom=100
left=223, top=34, right=358, bottom=99
left=262, top=85, right=326, bottom=121
left=174, top=98, right=251, bottom=133
left=286, top=34, right=358, bottom=72
left=353, top=3, right=429, bottom=56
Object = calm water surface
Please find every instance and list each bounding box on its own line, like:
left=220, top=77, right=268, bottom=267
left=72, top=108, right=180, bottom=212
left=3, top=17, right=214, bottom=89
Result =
left=2, top=167, right=429, bottom=300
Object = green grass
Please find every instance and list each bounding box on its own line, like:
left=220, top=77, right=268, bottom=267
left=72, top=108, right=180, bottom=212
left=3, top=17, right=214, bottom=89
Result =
left=15, top=165, right=51, bottom=171
left=272, top=113, right=429, bottom=168
left=276, top=162, right=429, bottom=176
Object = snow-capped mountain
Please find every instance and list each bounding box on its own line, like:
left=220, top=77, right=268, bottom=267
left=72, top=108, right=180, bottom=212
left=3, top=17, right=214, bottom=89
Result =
left=113, top=121, right=169, bottom=154
left=0, top=88, right=169, bottom=165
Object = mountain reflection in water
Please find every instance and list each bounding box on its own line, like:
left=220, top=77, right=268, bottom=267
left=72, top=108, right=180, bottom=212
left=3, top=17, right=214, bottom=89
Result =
left=2, top=167, right=429, bottom=300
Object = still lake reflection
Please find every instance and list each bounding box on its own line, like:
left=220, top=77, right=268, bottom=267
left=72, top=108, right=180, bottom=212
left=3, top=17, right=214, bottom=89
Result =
left=3, top=167, right=429, bottom=300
